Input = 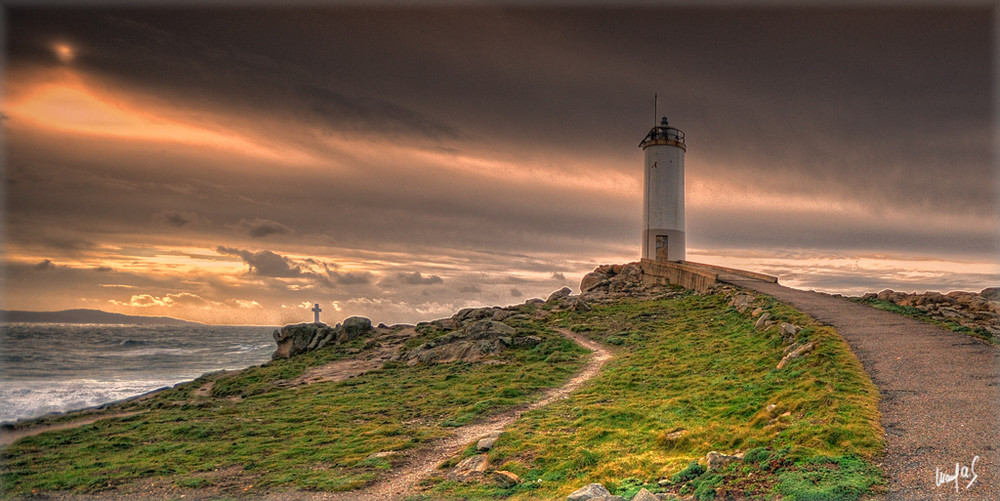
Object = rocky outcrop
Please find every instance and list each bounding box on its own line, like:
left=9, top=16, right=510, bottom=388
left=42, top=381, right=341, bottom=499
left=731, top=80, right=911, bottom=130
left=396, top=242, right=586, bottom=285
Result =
left=493, top=470, right=522, bottom=488
left=579, top=263, right=647, bottom=298
left=860, top=288, right=1000, bottom=339
left=567, top=483, right=612, bottom=501
left=448, top=454, right=489, bottom=482
left=395, top=317, right=542, bottom=366
left=272, top=317, right=372, bottom=359
left=705, top=451, right=743, bottom=471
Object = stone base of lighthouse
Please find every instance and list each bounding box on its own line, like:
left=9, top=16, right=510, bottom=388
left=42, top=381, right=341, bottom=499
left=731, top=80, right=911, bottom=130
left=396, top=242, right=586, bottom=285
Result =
left=642, top=228, right=685, bottom=262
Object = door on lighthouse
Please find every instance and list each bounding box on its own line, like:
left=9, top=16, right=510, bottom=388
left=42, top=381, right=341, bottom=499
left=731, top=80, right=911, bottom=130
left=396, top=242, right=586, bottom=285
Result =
left=656, top=235, right=669, bottom=261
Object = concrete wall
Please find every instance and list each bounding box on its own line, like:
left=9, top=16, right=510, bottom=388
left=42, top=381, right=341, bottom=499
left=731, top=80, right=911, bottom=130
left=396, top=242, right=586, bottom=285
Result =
left=639, top=259, right=718, bottom=293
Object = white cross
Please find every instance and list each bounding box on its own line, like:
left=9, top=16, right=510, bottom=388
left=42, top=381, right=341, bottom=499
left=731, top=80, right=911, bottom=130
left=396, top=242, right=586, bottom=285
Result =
left=311, top=303, right=322, bottom=323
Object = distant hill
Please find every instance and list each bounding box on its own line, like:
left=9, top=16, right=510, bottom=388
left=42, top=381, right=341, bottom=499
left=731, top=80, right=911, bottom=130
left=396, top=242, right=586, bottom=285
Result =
left=1, top=309, right=203, bottom=326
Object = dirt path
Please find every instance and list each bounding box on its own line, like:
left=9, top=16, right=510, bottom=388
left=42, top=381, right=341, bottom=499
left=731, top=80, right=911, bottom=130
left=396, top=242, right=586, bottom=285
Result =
left=725, top=278, right=1000, bottom=500
left=299, top=328, right=612, bottom=501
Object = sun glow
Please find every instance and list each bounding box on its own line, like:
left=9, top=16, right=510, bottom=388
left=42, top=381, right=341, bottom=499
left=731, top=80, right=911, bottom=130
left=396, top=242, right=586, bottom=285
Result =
left=53, top=43, right=74, bottom=63
left=7, top=77, right=317, bottom=165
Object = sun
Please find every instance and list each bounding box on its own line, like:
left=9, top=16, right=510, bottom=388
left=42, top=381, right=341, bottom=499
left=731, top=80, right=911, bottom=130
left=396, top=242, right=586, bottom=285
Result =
left=53, top=42, right=75, bottom=63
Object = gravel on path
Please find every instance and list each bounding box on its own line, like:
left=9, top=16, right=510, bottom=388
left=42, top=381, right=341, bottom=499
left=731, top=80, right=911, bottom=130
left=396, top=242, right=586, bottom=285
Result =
left=726, top=278, right=1000, bottom=500
left=289, top=328, right=613, bottom=501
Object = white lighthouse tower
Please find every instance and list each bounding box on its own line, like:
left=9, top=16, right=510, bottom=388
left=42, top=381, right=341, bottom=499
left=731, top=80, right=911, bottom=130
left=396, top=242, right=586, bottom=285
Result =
left=640, top=115, right=686, bottom=262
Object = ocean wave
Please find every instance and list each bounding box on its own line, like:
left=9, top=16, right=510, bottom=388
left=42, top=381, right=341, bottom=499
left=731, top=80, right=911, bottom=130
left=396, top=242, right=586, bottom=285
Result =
left=223, top=342, right=273, bottom=355
left=0, top=379, right=182, bottom=423
left=113, top=347, right=205, bottom=358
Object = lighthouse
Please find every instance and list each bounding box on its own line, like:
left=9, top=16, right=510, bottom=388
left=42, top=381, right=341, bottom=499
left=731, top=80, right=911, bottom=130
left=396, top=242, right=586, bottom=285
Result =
left=640, top=116, right=686, bottom=262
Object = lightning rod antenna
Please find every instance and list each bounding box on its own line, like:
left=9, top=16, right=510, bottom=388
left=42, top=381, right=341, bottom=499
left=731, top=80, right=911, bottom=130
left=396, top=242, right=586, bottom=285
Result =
left=653, top=93, right=657, bottom=127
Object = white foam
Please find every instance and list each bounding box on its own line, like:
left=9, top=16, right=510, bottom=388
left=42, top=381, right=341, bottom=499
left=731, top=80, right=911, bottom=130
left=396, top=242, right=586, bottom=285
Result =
left=0, top=378, right=182, bottom=423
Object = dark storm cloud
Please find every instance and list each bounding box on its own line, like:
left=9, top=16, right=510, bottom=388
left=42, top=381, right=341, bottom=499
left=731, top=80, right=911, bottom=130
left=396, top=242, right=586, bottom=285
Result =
left=331, top=271, right=374, bottom=285
left=153, top=210, right=207, bottom=228
left=33, top=259, right=54, bottom=271
left=397, top=271, right=444, bottom=286
left=216, top=246, right=303, bottom=278
left=3, top=4, right=995, bottom=319
left=10, top=6, right=990, bottom=221
left=234, top=218, right=294, bottom=239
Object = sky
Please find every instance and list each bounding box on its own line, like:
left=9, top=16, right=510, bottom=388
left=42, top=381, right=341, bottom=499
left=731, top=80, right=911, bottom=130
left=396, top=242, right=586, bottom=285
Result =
left=2, top=3, right=997, bottom=325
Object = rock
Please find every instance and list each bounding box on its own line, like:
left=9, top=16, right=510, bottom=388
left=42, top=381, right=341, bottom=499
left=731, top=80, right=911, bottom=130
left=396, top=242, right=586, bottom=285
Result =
left=580, top=272, right=606, bottom=292
left=493, top=470, right=522, bottom=488
left=730, top=294, right=754, bottom=314
left=339, top=316, right=372, bottom=343
left=492, top=309, right=517, bottom=321
left=779, top=322, right=799, bottom=342
left=981, top=287, right=1000, bottom=302
left=453, top=307, right=496, bottom=324
left=754, top=312, right=771, bottom=330
left=567, top=483, right=611, bottom=501
left=632, top=488, right=659, bottom=501
left=513, top=335, right=542, bottom=347
left=525, top=298, right=545, bottom=305
left=400, top=319, right=530, bottom=365
left=272, top=323, right=333, bottom=359
left=449, top=454, right=489, bottom=482
left=751, top=307, right=763, bottom=318
left=564, top=297, right=593, bottom=312
left=547, top=287, right=573, bottom=302
left=477, top=432, right=501, bottom=451
left=705, top=451, right=742, bottom=471
left=777, top=342, right=814, bottom=369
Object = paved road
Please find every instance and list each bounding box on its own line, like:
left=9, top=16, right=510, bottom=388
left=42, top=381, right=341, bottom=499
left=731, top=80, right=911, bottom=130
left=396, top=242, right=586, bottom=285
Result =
left=725, top=278, right=1000, bottom=500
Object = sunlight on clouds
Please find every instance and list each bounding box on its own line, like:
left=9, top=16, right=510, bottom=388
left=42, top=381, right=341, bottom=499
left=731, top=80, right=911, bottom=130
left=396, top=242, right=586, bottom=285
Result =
left=690, top=248, right=999, bottom=296
left=317, top=133, right=639, bottom=197
left=7, top=73, right=317, bottom=166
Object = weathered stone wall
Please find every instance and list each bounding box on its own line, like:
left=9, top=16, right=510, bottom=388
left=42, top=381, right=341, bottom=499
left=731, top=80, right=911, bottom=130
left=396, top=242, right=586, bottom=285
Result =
left=638, top=259, right=718, bottom=292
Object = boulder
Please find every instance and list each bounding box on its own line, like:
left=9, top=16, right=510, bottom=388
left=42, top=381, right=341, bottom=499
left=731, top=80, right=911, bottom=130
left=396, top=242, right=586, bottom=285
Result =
left=464, top=319, right=517, bottom=339
left=632, top=488, right=659, bottom=501
left=705, top=451, right=742, bottom=471
left=493, top=470, right=522, bottom=488
left=779, top=322, right=799, bottom=342
left=754, top=312, right=771, bottom=330
left=567, top=483, right=611, bottom=501
left=272, top=323, right=335, bottom=359
left=453, top=307, right=496, bottom=324
left=730, top=294, right=754, bottom=314
left=401, top=319, right=531, bottom=365
left=580, top=272, right=607, bottom=292
left=777, top=342, right=814, bottom=369
left=981, top=287, right=1000, bottom=302
left=564, top=297, right=593, bottom=312
left=477, top=432, right=501, bottom=451
left=492, top=309, right=517, bottom=321
left=449, top=454, right=489, bottom=482
left=547, top=287, right=573, bottom=302
left=339, top=316, right=372, bottom=343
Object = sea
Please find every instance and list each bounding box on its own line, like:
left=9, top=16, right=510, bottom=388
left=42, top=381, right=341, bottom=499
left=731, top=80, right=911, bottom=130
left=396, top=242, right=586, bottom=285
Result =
left=0, top=323, right=277, bottom=423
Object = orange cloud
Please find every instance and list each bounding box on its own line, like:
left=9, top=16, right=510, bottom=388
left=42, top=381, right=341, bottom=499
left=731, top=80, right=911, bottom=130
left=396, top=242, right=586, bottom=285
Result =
left=7, top=71, right=318, bottom=165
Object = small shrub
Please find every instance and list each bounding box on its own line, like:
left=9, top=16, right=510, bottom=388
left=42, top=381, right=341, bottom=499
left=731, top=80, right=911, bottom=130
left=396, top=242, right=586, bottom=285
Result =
left=671, top=461, right=706, bottom=483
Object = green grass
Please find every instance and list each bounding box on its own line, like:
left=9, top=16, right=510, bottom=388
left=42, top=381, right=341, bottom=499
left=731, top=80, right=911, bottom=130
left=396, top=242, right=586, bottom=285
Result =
left=421, top=290, right=884, bottom=500
left=0, top=321, right=586, bottom=498
left=851, top=297, right=996, bottom=345
left=1, top=288, right=885, bottom=500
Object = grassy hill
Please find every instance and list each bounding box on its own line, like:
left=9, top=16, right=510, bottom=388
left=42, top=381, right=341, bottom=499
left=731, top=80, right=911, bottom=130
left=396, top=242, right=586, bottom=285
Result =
left=0, top=286, right=884, bottom=500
